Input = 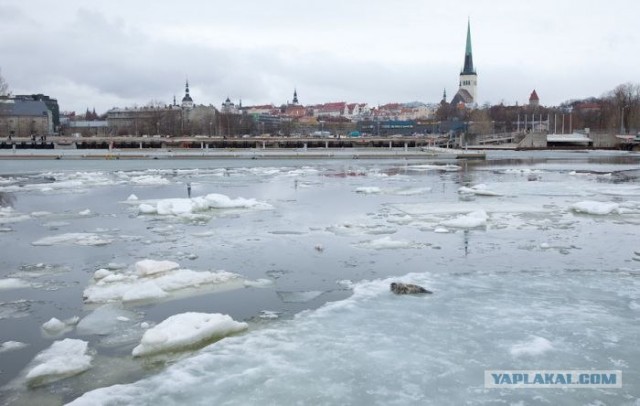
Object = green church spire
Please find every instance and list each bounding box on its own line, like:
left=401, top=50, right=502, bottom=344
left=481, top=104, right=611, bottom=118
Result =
left=462, top=19, right=476, bottom=75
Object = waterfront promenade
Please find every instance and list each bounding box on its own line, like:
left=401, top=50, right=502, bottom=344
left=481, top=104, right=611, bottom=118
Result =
left=0, top=135, right=487, bottom=160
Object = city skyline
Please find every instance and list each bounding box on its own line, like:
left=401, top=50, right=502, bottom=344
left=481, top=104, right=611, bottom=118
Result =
left=1, top=0, right=638, bottom=113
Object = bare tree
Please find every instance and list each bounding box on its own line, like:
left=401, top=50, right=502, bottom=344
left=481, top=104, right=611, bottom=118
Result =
left=609, top=83, right=640, bottom=133
left=0, top=67, right=9, bottom=96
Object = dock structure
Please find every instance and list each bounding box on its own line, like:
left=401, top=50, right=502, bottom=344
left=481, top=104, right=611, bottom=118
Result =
left=0, top=135, right=487, bottom=160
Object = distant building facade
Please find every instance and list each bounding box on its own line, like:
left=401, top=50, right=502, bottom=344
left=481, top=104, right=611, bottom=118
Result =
left=106, top=81, right=216, bottom=136
left=0, top=96, right=53, bottom=137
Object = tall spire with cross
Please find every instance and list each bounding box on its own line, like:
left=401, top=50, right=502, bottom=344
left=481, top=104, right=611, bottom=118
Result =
left=457, top=18, right=478, bottom=105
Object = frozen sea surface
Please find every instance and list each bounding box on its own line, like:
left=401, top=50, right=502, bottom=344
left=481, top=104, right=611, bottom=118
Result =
left=0, top=150, right=639, bottom=405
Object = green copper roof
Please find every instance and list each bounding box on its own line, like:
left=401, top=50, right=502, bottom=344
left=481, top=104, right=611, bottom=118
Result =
left=462, top=19, right=476, bottom=75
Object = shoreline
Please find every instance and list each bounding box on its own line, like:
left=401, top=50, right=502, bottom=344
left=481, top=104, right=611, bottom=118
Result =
left=0, top=147, right=487, bottom=160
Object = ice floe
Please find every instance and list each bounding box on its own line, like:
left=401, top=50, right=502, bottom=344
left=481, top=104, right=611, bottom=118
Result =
left=32, top=232, right=113, bottom=246
left=355, top=186, right=381, bottom=194
left=83, top=259, right=243, bottom=304
left=570, top=201, right=619, bottom=215
left=355, top=236, right=419, bottom=250
left=25, top=339, right=93, bottom=387
left=132, top=312, right=248, bottom=357
left=408, top=164, right=460, bottom=172
left=0, top=207, right=30, bottom=224
left=458, top=184, right=502, bottom=196
left=135, top=259, right=180, bottom=276
left=0, top=278, right=30, bottom=290
left=136, top=193, right=272, bottom=216
left=76, top=303, right=142, bottom=337
left=326, top=222, right=397, bottom=236
left=509, top=336, right=554, bottom=357
left=41, top=316, right=79, bottom=337
left=0, top=341, right=28, bottom=353
left=440, top=210, right=488, bottom=229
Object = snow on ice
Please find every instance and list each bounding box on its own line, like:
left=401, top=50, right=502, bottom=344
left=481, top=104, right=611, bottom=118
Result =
left=440, top=210, right=488, bottom=229
left=570, top=201, right=619, bottom=215
left=41, top=316, right=79, bottom=337
left=84, top=259, right=243, bottom=304
left=0, top=341, right=28, bottom=353
left=25, top=339, right=93, bottom=387
left=458, top=184, right=502, bottom=196
left=136, top=193, right=272, bottom=216
left=509, top=336, right=554, bottom=357
left=132, top=312, right=248, bottom=357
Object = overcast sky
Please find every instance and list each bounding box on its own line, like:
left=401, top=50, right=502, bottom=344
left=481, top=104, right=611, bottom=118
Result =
left=1, top=0, right=638, bottom=113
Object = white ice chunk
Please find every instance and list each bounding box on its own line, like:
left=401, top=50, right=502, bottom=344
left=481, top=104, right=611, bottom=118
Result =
left=203, top=193, right=272, bottom=209
left=127, top=194, right=139, bottom=201
left=93, top=269, right=113, bottom=280
left=355, top=186, right=382, bottom=194
left=132, top=312, right=248, bottom=357
left=440, top=210, right=488, bottom=228
left=78, top=209, right=91, bottom=216
left=84, top=263, right=241, bottom=304
left=0, top=278, right=30, bottom=290
left=25, top=338, right=93, bottom=386
left=0, top=340, right=28, bottom=353
left=510, top=336, right=553, bottom=357
left=42, top=318, right=67, bottom=335
left=570, top=201, right=619, bottom=215
left=32, top=233, right=113, bottom=246
left=42, top=316, right=79, bottom=337
left=135, top=259, right=180, bottom=276
left=357, top=236, right=414, bottom=250
left=138, top=203, right=157, bottom=214
left=136, top=193, right=272, bottom=217
left=458, top=184, right=502, bottom=196
left=130, top=175, right=170, bottom=185
left=122, top=281, right=168, bottom=302
left=434, top=227, right=449, bottom=233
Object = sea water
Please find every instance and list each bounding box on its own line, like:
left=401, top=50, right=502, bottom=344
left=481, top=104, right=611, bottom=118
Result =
left=0, top=150, right=639, bottom=405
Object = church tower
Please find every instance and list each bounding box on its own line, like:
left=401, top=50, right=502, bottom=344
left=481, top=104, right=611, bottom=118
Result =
left=181, top=80, right=194, bottom=109
left=292, top=88, right=299, bottom=105
left=458, top=19, right=477, bottom=104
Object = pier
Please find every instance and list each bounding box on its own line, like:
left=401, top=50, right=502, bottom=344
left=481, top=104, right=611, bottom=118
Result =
left=0, top=135, right=487, bottom=160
